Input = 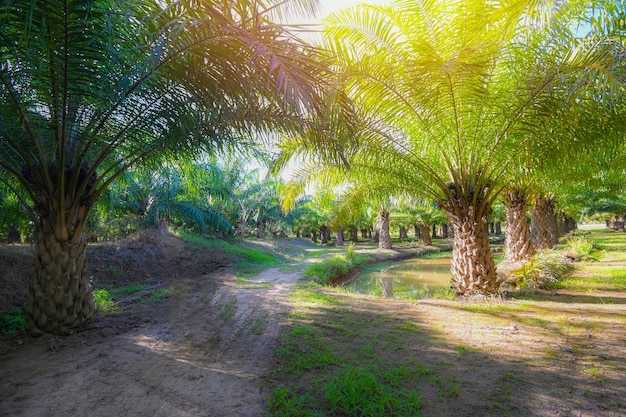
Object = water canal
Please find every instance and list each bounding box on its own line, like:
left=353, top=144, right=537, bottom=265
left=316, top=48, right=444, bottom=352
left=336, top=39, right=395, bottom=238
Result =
left=343, top=254, right=453, bottom=299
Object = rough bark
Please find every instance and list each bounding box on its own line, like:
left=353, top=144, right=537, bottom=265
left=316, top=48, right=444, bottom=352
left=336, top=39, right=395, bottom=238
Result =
left=349, top=228, right=358, bottom=243
left=503, top=188, right=535, bottom=263
left=335, top=228, right=345, bottom=246
left=310, top=229, right=318, bottom=243
left=531, top=194, right=552, bottom=250
left=399, top=226, right=408, bottom=242
left=26, top=219, right=95, bottom=335
left=442, top=182, right=498, bottom=295
left=320, top=224, right=330, bottom=245
left=545, top=197, right=560, bottom=245
left=372, top=227, right=380, bottom=243
left=378, top=209, right=392, bottom=249
left=418, top=224, right=432, bottom=245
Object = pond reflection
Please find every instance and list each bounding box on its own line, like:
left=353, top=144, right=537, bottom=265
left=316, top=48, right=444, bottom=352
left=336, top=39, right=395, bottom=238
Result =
left=344, top=257, right=452, bottom=299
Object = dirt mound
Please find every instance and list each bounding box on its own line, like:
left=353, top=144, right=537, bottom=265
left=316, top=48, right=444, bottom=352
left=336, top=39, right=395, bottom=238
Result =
left=0, top=246, right=34, bottom=311
left=0, top=227, right=230, bottom=311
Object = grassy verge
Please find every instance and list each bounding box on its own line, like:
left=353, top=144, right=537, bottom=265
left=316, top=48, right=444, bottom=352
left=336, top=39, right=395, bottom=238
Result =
left=267, top=227, right=626, bottom=416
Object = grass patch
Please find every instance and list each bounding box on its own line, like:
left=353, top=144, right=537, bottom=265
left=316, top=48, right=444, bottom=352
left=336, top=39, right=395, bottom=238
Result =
left=180, top=232, right=282, bottom=278
left=94, top=284, right=166, bottom=312
left=0, top=306, right=27, bottom=335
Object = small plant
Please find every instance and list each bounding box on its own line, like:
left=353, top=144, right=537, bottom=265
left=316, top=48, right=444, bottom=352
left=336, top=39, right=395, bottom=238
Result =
left=219, top=300, right=237, bottom=320
left=509, top=250, right=573, bottom=290
left=0, top=306, right=27, bottom=335
left=346, top=243, right=355, bottom=261
left=93, top=289, right=116, bottom=313
left=324, top=367, right=422, bottom=417
left=565, top=236, right=602, bottom=261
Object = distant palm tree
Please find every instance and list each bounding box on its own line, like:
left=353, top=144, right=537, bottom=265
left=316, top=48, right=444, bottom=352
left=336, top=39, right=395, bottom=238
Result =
left=0, top=0, right=326, bottom=334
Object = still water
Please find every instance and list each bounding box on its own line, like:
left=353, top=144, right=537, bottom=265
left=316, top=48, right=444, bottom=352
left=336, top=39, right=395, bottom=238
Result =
left=343, top=257, right=453, bottom=299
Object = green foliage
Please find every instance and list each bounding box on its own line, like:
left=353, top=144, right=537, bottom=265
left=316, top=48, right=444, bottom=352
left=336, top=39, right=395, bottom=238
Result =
left=304, top=255, right=351, bottom=285
left=94, top=284, right=162, bottom=313
left=565, top=236, right=603, bottom=261
left=0, top=306, right=27, bottom=335
left=181, top=233, right=281, bottom=278
left=509, top=251, right=574, bottom=290
left=267, top=388, right=324, bottom=417
left=93, top=289, right=116, bottom=313
left=324, top=367, right=422, bottom=417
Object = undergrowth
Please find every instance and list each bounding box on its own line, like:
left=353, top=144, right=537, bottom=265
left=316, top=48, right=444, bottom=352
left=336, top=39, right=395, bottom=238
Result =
left=304, top=244, right=367, bottom=285
left=0, top=306, right=27, bottom=335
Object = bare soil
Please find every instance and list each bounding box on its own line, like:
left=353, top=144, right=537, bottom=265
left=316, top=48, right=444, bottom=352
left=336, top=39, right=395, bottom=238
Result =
left=1, top=231, right=625, bottom=417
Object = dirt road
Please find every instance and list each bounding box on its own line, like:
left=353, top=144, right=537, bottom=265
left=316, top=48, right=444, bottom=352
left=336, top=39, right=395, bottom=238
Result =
left=0, top=264, right=302, bottom=417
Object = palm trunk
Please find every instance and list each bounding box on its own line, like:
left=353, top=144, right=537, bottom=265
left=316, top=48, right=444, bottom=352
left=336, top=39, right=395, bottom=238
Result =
left=349, top=228, right=358, bottom=243
left=546, top=197, right=560, bottom=245
left=26, top=216, right=95, bottom=335
left=418, top=223, right=432, bottom=245
left=531, top=194, right=553, bottom=250
left=372, top=227, right=379, bottom=243
left=443, top=182, right=498, bottom=295
left=335, top=228, right=345, bottom=246
left=378, top=209, right=392, bottom=249
left=399, top=226, right=408, bottom=242
left=414, top=224, right=420, bottom=239
left=320, top=224, right=330, bottom=245
left=503, top=188, right=535, bottom=263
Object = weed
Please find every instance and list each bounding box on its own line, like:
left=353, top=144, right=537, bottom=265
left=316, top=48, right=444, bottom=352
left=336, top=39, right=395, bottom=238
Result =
left=219, top=300, right=237, bottom=320
left=148, top=288, right=168, bottom=303
left=250, top=317, right=266, bottom=335
left=267, top=387, right=323, bottom=417
left=396, top=321, right=423, bottom=333
left=0, top=306, right=27, bottom=335
left=93, top=289, right=116, bottom=313
left=509, top=250, right=573, bottom=290
left=187, top=374, right=199, bottom=381
left=324, top=367, right=422, bottom=417
left=565, top=236, right=603, bottom=261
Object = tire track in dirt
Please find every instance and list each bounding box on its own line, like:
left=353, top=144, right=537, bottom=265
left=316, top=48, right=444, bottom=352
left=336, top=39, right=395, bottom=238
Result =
left=0, top=266, right=303, bottom=417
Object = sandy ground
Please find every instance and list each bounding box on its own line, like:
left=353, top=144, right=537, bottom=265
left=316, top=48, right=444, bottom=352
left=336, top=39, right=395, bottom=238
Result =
left=0, top=232, right=301, bottom=417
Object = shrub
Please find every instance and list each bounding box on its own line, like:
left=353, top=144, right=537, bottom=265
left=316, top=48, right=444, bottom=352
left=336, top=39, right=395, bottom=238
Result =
left=564, top=236, right=603, bottom=261
left=0, top=306, right=27, bottom=335
left=509, top=251, right=573, bottom=290
left=304, top=255, right=351, bottom=285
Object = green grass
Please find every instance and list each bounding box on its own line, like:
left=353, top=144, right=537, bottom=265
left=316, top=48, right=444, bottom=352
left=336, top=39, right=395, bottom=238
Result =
left=94, top=284, right=165, bottom=312
left=0, top=306, right=27, bottom=335
left=180, top=233, right=282, bottom=278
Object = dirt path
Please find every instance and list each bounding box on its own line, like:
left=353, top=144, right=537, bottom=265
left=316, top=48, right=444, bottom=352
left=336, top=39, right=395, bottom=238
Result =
left=0, top=266, right=302, bottom=417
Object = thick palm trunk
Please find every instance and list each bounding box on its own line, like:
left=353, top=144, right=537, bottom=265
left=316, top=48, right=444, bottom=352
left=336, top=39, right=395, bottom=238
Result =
left=26, top=217, right=95, bottom=335
left=418, top=224, right=432, bottom=245
left=349, top=228, right=358, bottom=242
left=377, top=209, right=392, bottom=249
left=443, top=182, right=498, bottom=295
left=503, top=188, right=535, bottom=263
left=531, top=194, right=553, bottom=250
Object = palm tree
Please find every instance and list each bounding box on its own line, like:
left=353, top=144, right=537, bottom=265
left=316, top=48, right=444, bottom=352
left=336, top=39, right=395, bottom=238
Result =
left=0, top=0, right=326, bottom=335
left=296, top=0, right=625, bottom=295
